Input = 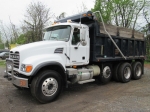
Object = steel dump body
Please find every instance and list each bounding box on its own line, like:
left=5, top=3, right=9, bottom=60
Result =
left=57, top=11, right=146, bottom=62
left=90, top=32, right=145, bottom=62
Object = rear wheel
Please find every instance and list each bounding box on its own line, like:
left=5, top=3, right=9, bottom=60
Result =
left=132, top=61, right=142, bottom=80
left=118, top=63, right=132, bottom=83
left=113, top=63, right=121, bottom=82
left=31, top=70, right=62, bottom=103
left=99, top=65, right=112, bottom=84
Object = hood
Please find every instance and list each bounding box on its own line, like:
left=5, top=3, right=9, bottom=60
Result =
left=11, top=41, right=67, bottom=61
left=12, top=41, right=66, bottom=52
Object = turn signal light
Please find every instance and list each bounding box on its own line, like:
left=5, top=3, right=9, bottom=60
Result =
left=82, top=14, right=87, bottom=17
left=67, top=19, right=72, bottom=23
left=87, top=14, right=92, bottom=17
left=26, top=65, right=32, bottom=73
left=73, top=65, right=77, bottom=68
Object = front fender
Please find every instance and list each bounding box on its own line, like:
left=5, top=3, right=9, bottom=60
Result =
left=19, top=54, right=66, bottom=76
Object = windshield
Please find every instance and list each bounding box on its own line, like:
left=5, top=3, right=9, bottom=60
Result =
left=43, top=25, right=71, bottom=41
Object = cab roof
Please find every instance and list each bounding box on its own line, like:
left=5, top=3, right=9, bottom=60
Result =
left=45, top=22, right=88, bottom=30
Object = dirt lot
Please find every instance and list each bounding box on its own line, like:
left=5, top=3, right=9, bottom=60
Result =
left=0, top=66, right=150, bottom=112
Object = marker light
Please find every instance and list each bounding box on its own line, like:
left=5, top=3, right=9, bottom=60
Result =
left=87, top=14, right=92, bottom=17
left=67, top=19, right=72, bottom=23
left=52, top=22, right=59, bottom=26
left=73, top=65, right=77, bottom=68
left=82, top=14, right=87, bottom=17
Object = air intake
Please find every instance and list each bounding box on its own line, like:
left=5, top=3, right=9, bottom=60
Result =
left=54, top=48, right=63, bottom=54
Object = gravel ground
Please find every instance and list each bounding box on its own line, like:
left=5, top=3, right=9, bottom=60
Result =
left=0, top=66, right=150, bottom=112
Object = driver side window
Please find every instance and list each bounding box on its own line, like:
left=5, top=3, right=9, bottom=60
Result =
left=72, top=28, right=80, bottom=45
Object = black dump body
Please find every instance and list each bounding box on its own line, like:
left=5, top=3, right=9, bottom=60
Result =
left=56, top=11, right=146, bottom=62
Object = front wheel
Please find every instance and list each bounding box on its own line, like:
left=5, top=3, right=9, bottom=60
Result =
left=31, top=70, right=62, bottom=103
left=99, top=65, right=112, bottom=84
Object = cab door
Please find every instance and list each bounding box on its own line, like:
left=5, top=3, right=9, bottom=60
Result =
left=69, top=27, right=89, bottom=65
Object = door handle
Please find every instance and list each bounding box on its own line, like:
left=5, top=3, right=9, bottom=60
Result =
left=74, top=42, right=80, bottom=49
left=74, top=47, right=78, bottom=49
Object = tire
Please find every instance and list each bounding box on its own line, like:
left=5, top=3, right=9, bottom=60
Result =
left=113, top=63, right=121, bottom=82
left=99, top=65, right=112, bottom=84
left=132, top=61, right=142, bottom=80
left=118, top=63, right=132, bottom=83
left=31, top=70, right=62, bottom=103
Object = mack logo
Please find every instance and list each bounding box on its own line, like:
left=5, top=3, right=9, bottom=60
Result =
left=10, top=54, right=19, bottom=59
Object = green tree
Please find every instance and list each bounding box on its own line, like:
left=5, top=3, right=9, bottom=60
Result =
left=16, top=34, right=26, bottom=44
left=5, top=40, right=9, bottom=49
left=142, top=0, right=150, bottom=61
left=92, top=0, right=146, bottom=30
left=0, top=31, right=3, bottom=43
left=142, top=0, right=150, bottom=35
left=92, top=0, right=113, bottom=23
left=0, top=32, right=4, bottom=49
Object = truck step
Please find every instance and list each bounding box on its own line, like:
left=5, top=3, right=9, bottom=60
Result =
left=78, top=79, right=95, bottom=84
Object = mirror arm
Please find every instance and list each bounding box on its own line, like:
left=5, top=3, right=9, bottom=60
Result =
left=74, top=42, right=81, bottom=49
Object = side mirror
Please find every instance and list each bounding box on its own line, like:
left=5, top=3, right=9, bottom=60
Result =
left=80, top=28, right=87, bottom=46
left=80, top=28, right=86, bottom=41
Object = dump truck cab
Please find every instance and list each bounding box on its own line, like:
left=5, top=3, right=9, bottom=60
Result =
left=43, top=22, right=90, bottom=66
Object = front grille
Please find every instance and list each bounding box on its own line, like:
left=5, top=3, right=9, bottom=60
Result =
left=10, top=51, right=20, bottom=69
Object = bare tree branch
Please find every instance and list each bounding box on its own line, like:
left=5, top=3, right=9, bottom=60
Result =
left=23, top=2, right=52, bottom=42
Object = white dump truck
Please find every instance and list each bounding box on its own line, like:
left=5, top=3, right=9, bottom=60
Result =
left=4, top=11, right=146, bottom=103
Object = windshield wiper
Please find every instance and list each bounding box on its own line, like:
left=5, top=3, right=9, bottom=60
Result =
left=51, top=37, right=58, bottom=40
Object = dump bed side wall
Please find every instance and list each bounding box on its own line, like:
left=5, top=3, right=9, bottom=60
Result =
left=88, top=21, right=146, bottom=62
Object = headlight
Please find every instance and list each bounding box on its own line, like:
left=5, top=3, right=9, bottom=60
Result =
left=21, top=64, right=26, bottom=72
left=21, top=64, right=32, bottom=73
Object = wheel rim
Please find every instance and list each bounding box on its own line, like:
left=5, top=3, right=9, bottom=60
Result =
left=42, top=78, right=58, bottom=96
left=124, top=67, right=131, bottom=79
left=103, top=66, right=111, bottom=78
left=136, top=65, right=142, bottom=77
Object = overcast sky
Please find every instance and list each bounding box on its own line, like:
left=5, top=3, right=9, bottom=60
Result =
left=0, top=0, right=95, bottom=26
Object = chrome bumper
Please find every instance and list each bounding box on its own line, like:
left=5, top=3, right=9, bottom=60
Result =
left=4, top=59, right=29, bottom=88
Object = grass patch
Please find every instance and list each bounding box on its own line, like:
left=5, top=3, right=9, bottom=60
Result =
left=144, top=61, right=150, bottom=64
left=0, top=60, right=6, bottom=66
